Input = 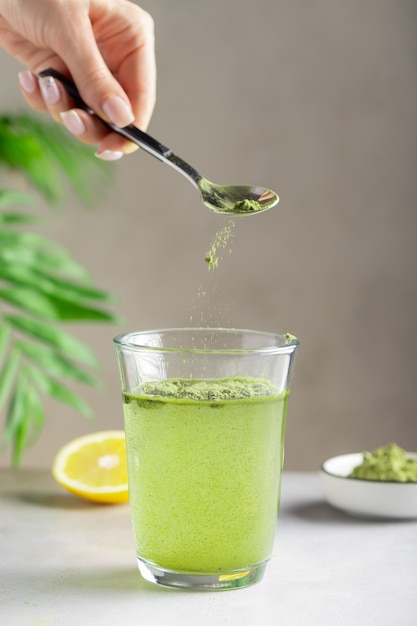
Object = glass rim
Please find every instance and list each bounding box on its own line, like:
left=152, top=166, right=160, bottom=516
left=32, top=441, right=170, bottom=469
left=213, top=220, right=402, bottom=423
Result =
left=113, top=327, right=299, bottom=355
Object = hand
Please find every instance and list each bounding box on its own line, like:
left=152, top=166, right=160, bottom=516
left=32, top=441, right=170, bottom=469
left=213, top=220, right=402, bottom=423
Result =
left=0, top=0, right=156, bottom=159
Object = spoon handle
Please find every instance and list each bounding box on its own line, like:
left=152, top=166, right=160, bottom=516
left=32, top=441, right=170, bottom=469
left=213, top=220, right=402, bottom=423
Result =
left=38, top=68, right=201, bottom=189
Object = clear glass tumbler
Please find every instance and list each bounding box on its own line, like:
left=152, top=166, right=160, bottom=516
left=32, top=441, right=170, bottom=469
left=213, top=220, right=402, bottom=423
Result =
left=113, top=328, right=299, bottom=590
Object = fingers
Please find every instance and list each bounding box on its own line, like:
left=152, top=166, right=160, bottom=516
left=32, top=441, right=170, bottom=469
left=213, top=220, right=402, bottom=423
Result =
left=59, top=108, right=138, bottom=159
left=18, top=70, right=66, bottom=117
left=48, top=12, right=136, bottom=128
left=115, top=11, right=157, bottom=131
left=14, top=2, right=157, bottom=159
left=18, top=70, right=138, bottom=158
left=50, top=5, right=156, bottom=131
left=60, top=111, right=124, bottom=161
left=18, top=71, right=43, bottom=109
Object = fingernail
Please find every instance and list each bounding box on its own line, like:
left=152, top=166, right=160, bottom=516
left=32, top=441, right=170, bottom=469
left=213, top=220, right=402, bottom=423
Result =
left=60, top=110, right=86, bottom=136
left=123, top=143, right=139, bottom=155
left=95, top=149, right=124, bottom=161
left=102, top=95, right=135, bottom=127
left=39, top=75, right=61, bottom=105
left=18, top=70, right=37, bottom=94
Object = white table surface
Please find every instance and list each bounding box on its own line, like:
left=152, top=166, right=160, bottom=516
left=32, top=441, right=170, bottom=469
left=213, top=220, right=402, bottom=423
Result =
left=1, top=469, right=416, bottom=626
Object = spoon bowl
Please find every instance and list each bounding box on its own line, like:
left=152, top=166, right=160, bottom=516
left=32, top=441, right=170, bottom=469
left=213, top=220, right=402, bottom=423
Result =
left=39, top=69, right=279, bottom=215
left=198, top=182, right=278, bottom=214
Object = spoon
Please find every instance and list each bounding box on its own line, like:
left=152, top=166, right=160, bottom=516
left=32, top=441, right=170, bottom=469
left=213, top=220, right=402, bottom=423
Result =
left=38, top=69, right=279, bottom=215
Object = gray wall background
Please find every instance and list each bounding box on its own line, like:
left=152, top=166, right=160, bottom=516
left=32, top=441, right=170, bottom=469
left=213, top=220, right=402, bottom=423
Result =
left=0, top=0, right=416, bottom=469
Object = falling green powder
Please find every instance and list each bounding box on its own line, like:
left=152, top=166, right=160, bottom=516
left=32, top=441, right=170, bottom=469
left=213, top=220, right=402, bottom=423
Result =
left=205, top=220, right=234, bottom=270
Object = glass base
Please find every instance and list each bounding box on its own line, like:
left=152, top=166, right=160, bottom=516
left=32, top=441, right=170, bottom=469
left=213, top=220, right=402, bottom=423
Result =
left=137, top=557, right=268, bottom=591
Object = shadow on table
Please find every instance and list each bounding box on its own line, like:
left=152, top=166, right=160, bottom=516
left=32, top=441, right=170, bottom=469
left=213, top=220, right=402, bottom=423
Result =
left=62, top=566, right=168, bottom=595
left=281, top=499, right=412, bottom=525
left=2, top=566, right=169, bottom=596
left=282, top=499, right=358, bottom=523
left=3, top=490, right=111, bottom=510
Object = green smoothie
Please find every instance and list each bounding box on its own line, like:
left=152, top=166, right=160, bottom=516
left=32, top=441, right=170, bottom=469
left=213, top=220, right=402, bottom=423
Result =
left=123, top=377, right=288, bottom=573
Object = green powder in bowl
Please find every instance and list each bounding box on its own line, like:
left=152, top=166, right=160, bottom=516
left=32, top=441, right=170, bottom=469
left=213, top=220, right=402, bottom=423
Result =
left=349, top=443, right=417, bottom=482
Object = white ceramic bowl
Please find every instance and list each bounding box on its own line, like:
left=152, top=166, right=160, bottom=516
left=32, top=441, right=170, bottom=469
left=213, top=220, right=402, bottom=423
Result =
left=320, top=452, right=417, bottom=519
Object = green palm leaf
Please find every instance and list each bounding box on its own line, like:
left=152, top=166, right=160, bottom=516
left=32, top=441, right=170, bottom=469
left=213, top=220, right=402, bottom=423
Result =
left=0, top=285, right=118, bottom=321
left=0, top=111, right=118, bottom=466
left=0, top=321, right=11, bottom=364
left=14, top=340, right=101, bottom=387
left=3, top=372, right=28, bottom=447
left=5, top=314, right=98, bottom=367
left=0, top=191, right=35, bottom=212
left=4, top=370, right=46, bottom=467
left=24, top=364, right=94, bottom=418
left=0, top=114, right=108, bottom=205
left=0, top=230, right=91, bottom=280
left=0, top=261, right=115, bottom=303
left=0, top=348, right=19, bottom=415
left=26, top=384, right=45, bottom=446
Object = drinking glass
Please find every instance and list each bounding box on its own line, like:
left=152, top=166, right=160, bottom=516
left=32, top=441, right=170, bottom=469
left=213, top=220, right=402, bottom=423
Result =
left=114, top=328, right=299, bottom=590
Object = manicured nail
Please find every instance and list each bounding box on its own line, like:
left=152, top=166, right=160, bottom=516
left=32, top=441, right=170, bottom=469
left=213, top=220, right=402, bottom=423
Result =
left=39, top=75, right=61, bottom=105
left=60, top=110, right=86, bottom=136
left=18, top=70, right=37, bottom=94
left=95, top=149, right=124, bottom=161
left=102, top=95, right=135, bottom=127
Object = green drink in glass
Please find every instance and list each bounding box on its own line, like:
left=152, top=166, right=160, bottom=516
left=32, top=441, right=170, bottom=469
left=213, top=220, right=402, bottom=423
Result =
left=114, top=329, right=298, bottom=590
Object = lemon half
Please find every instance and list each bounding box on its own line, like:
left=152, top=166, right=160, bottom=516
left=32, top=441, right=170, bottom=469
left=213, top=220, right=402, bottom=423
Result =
left=52, top=430, right=129, bottom=504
